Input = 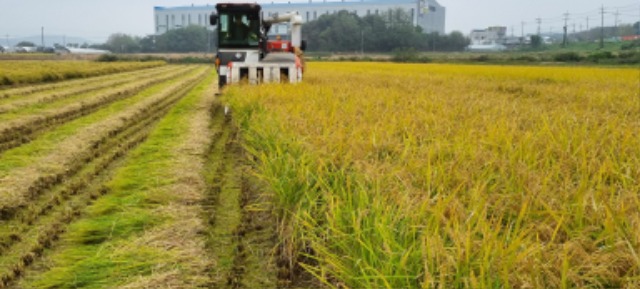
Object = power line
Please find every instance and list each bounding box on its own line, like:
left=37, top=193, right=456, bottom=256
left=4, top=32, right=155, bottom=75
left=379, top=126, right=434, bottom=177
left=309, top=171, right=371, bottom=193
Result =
left=507, top=3, right=638, bottom=37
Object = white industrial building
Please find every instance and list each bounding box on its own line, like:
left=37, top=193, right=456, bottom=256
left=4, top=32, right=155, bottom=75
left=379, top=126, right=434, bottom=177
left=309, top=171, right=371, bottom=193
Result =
left=467, top=26, right=508, bottom=51
left=154, top=0, right=445, bottom=35
left=470, top=27, right=506, bottom=45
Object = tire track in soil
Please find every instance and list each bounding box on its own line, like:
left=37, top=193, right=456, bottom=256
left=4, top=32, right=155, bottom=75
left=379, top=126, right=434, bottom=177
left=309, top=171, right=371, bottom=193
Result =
left=0, top=68, right=209, bottom=288
left=203, top=101, right=280, bottom=289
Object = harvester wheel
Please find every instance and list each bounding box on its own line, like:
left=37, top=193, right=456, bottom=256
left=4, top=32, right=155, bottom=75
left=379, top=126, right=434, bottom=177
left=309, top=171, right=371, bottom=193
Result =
left=218, top=75, right=227, bottom=89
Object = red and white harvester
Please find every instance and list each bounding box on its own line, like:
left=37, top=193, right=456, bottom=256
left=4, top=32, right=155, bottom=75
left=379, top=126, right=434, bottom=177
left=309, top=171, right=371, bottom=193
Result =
left=210, top=3, right=306, bottom=88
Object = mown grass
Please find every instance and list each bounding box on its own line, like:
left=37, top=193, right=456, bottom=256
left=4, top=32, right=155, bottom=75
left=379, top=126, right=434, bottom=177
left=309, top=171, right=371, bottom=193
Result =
left=0, top=61, right=165, bottom=87
left=226, top=62, right=640, bottom=288
left=21, top=70, right=216, bottom=288
left=0, top=65, right=177, bottom=111
left=0, top=66, right=201, bottom=176
left=0, top=65, right=192, bottom=123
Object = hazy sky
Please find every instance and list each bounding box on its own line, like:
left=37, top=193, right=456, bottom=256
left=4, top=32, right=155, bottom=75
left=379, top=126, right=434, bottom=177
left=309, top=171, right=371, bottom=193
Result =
left=1, top=0, right=638, bottom=43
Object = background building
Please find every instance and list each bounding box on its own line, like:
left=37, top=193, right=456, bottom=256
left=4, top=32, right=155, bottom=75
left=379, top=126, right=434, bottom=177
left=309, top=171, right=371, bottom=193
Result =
left=469, top=26, right=507, bottom=46
left=154, top=0, right=445, bottom=35
left=467, top=26, right=510, bottom=51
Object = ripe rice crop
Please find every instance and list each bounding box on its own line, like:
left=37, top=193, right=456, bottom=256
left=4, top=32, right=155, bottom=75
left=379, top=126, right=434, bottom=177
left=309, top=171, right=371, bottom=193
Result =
left=225, top=62, right=640, bottom=288
left=0, top=60, right=164, bottom=86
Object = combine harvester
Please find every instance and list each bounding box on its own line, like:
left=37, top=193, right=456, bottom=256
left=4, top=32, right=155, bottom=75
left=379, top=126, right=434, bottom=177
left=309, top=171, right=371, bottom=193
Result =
left=210, top=3, right=306, bottom=88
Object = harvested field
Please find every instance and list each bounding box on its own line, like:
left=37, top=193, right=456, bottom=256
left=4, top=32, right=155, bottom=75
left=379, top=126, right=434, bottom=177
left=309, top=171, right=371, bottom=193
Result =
left=4, top=60, right=636, bottom=289
left=0, top=61, right=282, bottom=289
left=0, top=61, right=165, bottom=87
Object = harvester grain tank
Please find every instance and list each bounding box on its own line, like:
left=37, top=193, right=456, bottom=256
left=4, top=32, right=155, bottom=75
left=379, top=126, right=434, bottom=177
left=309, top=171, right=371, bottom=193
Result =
left=210, top=3, right=306, bottom=88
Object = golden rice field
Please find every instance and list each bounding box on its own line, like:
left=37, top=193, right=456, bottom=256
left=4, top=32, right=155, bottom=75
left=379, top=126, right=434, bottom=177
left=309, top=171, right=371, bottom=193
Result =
left=225, top=62, right=640, bottom=289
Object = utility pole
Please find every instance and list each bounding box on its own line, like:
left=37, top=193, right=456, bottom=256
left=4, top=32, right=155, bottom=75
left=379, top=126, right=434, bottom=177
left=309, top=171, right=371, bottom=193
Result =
left=521, top=21, right=525, bottom=45
left=536, top=17, right=541, bottom=36
left=586, top=16, right=590, bottom=41
left=563, top=12, right=569, bottom=47
left=5, top=34, right=9, bottom=47
left=614, top=9, right=620, bottom=39
left=586, top=16, right=589, bottom=30
left=600, top=5, right=605, bottom=49
left=41, top=27, right=44, bottom=47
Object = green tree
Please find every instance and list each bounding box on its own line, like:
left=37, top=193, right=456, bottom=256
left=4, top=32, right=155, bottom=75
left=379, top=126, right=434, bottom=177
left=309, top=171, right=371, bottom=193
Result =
left=156, top=25, right=209, bottom=53
left=139, top=35, right=157, bottom=53
left=16, top=41, right=35, bottom=47
left=105, top=33, right=141, bottom=53
left=530, top=35, right=543, bottom=49
left=302, top=9, right=467, bottom=53
left=447, top=31, right=470, bottom=51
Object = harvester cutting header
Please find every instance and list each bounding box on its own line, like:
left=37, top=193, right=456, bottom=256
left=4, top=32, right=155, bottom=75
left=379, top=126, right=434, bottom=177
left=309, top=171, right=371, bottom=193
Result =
left=210, top=3, right=306, bottom=88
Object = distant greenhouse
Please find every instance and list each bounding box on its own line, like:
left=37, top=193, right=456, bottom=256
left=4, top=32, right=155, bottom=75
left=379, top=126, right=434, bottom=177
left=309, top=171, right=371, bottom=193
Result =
left=58, top=47, right=110, bottom=54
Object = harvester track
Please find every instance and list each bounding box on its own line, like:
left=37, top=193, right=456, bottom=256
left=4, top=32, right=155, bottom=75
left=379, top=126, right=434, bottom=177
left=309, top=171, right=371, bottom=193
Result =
left=203, top=102, right=279, bottom=289
left=0, top=67, right=209, bottom=288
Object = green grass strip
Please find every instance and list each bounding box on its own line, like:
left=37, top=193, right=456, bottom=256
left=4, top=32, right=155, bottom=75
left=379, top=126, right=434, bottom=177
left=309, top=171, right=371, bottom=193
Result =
left=21, top=71, right=216, bottom=289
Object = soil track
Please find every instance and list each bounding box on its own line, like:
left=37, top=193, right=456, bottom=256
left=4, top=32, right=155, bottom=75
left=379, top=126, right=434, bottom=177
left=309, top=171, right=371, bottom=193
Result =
left=203, top=102, right=279, bottom=289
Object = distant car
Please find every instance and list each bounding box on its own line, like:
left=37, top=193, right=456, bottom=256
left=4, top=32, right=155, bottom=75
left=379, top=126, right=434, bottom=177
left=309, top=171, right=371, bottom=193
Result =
left=37, top=46, right=56, bottom=53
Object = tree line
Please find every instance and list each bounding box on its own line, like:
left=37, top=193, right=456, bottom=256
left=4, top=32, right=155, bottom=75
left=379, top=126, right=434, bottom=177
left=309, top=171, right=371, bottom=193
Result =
left=302, top=9, right=469, bottom=53
left=95, top=8, right=467, bottom=54
left=95, top=26, right=216, bottom=53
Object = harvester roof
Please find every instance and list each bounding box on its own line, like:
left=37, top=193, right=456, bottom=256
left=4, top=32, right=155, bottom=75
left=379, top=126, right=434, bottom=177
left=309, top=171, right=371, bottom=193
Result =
left=215, top=3, right=261, bottom=13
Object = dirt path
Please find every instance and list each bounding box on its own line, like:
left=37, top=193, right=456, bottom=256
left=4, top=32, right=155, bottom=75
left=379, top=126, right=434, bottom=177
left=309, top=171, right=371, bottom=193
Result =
left=203, top=101, right=279, bottom=289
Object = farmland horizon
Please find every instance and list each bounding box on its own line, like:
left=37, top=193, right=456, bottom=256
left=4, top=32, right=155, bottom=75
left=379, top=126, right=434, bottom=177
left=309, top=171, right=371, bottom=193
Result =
left=1, top=0, right=638, bottom=45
